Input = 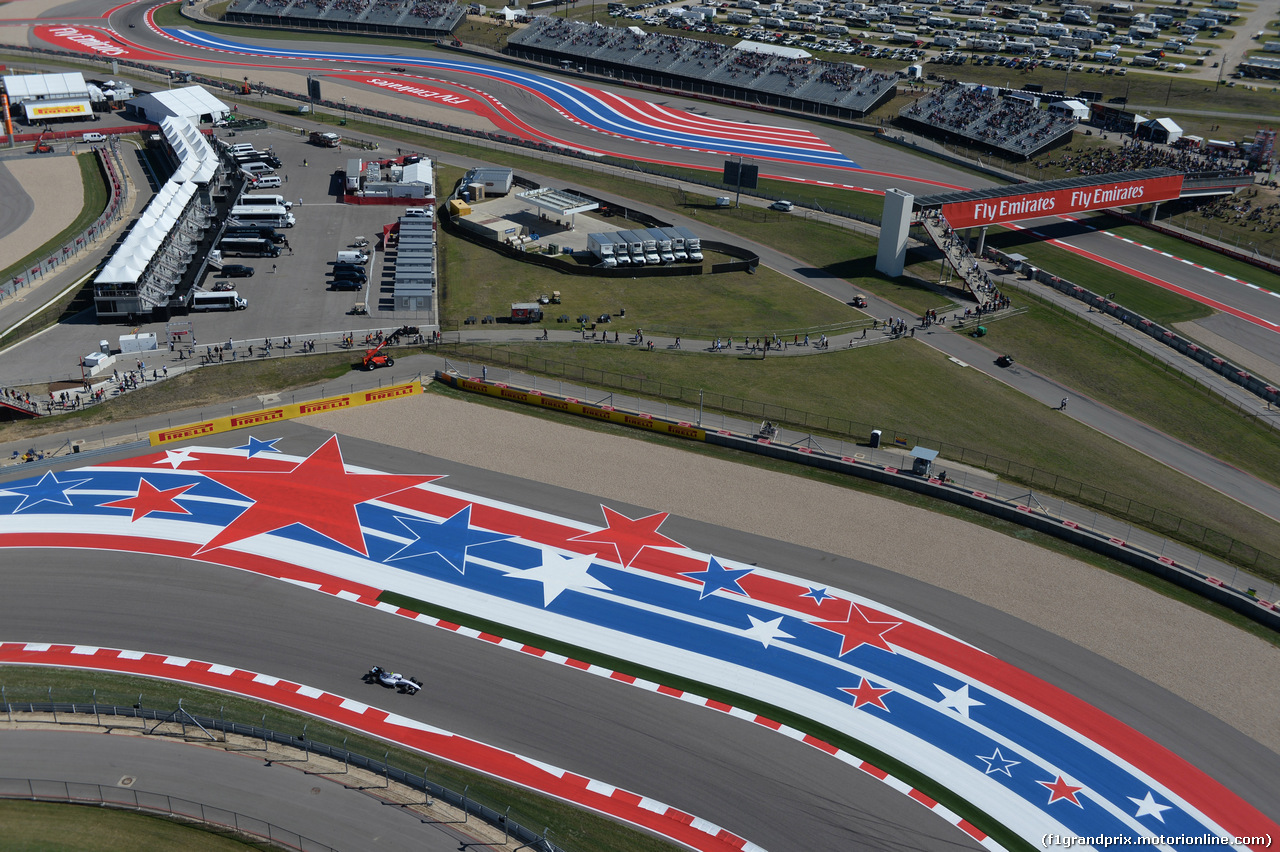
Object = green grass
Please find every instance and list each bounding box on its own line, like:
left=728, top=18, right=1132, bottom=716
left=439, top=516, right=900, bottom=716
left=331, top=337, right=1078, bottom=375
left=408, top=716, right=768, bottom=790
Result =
left=0, top=154, right=109, bottom=348
left=0, top=668, right=679, bottom=852
left=0, top=354, right=355, bottom=446
left=0, top=801, right=262, bottom=851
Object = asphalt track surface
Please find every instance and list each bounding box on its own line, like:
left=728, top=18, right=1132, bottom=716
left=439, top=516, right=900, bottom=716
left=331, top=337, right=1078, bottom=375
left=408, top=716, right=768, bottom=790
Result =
left=0, top=730, right=472, bottom=852
left=78, top=0, right=1280, bottom=346
left=0, top=161, right=35, bottom=243
left=2, top=420, right=1278, bottom=852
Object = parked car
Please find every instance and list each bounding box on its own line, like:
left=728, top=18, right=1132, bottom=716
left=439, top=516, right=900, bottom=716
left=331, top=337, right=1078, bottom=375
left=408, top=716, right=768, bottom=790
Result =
left=221, top=264, right=255, bottom=277
left=330, top=279, right=363, bottom=291
left=769, top=200, right=795, bottom=212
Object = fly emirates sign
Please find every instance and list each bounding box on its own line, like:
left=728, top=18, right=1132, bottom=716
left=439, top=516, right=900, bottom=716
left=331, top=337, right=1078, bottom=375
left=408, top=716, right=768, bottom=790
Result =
left=941, top=174, right=1185, bottom=228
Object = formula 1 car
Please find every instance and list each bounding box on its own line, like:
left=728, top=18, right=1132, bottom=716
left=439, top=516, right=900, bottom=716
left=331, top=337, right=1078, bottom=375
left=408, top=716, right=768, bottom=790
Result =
left=365, top=666, right=422, bottom=694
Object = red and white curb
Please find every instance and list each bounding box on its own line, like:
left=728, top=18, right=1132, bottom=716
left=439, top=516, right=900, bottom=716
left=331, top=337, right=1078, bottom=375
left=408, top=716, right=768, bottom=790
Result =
left=301, top=581, right=1006, bottom=851
left=0, top=642, right=762, bottom=852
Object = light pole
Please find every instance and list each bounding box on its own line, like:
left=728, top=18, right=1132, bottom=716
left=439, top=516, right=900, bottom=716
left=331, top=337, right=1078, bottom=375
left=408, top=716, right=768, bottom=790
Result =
left=341, top=96, right=347, bottom=126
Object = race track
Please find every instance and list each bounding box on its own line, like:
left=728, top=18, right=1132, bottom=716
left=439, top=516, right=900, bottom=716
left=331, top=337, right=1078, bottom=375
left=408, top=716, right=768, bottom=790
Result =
left=1, top=419, right=1277, bottom=852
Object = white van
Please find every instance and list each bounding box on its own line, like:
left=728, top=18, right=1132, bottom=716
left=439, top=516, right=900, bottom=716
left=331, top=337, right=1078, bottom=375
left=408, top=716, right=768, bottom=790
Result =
left=336, top=250, right=369, bottom=264
left=228, top=143, right=258, bottom=156
left=240, top=163, right=275, bottom=177
left=252, top=175, right=282, bottom=189
left=82, top=132, right=106, bottom=143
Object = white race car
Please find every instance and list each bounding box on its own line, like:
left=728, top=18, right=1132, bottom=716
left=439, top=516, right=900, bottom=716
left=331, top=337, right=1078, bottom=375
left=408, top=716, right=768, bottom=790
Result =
left=365, top=665, right=422, bottom=695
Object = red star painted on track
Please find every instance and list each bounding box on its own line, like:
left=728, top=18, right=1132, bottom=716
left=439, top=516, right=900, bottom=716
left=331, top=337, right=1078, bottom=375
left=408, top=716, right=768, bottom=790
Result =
left=840, top=677, right=892, bottom=711
left=196, top=436, right=439, bottom=556
left=1039, top=776, right=1085, bottom=807
left=569, top=506, right=684, bottom=567
left=813, top=603, right=902, bottom=656
left=100, top=479, right=196, bottom=522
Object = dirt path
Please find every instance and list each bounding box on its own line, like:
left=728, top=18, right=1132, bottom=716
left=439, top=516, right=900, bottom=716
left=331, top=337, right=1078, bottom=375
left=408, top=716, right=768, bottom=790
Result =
left=304, top=392, right=1280, bottom=752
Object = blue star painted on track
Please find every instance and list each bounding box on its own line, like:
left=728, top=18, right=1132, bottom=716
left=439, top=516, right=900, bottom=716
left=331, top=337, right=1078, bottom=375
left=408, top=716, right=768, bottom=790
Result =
left=977, top=748, right=1020, bottom=777
left=232, top=436, right=282, bottom=458
left=386, top=505, right=513, bottom=573
left=682, top=556, right=753, bottom=600
left=2, top=471, right=93, bottom=512
left=801, top=586, right=833, bottom=604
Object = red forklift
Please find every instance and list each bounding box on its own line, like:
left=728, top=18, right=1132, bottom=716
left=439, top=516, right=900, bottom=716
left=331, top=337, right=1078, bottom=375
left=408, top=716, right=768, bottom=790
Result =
left=361, top=338, right=393, bottom=370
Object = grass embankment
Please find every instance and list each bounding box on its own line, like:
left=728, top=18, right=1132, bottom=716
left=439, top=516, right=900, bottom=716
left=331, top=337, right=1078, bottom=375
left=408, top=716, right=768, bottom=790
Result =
left=0, top=667, right=679, bottom=852
left=0, top=154, right=109, bottom=351
left=0, top=801, right=262, bottom=851
left=0, top=354, right=355, bottom=445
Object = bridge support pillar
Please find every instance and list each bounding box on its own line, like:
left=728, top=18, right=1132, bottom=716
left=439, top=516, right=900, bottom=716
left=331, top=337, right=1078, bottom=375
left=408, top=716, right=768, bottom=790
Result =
left=975, top=225, right=988, bottom=257
left=876, top=188, right=914, bottom=278
left=1149, top=201, right=1161, bottom=222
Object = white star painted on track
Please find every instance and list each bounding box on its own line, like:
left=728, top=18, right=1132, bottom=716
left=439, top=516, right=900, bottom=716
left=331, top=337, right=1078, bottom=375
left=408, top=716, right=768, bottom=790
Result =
left=741, top=615, right=793, bottom=648
left=936, top=683, right=984, bottom=719
left=1128, top=791, right=1173, bottom=822
left=977, top=748, right=1020, bottom=777
left=500, top=550, right=611, bottom=607
left=154, top=448, right=200, bottom=469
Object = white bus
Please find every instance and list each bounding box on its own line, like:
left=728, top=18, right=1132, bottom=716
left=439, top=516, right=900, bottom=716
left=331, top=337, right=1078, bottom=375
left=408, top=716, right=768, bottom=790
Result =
left=229, top=205, right=295, bottom=228
left=239, top=194, right=294, bottom=209
left=218, top=237, right=281, bottom=258
left=192, top=290, right=247, bottom=311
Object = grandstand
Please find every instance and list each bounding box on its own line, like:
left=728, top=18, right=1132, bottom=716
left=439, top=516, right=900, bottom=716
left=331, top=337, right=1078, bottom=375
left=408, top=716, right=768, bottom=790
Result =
left=223, top=0, right=464, bottom=37
left=507, top=17, right=897, bottom=120
left=897, top=81, right=1076, bottom=160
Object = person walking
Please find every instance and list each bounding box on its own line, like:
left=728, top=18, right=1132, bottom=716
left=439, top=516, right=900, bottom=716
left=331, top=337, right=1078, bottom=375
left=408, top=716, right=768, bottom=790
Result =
left=1059, top=397, right=1068, bottom=411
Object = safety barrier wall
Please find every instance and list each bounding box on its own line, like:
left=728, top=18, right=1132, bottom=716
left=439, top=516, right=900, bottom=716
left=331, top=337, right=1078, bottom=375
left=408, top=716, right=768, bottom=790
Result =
left=436, top=369, right=1280, bottom=628
left=2, top=145, right=126, bottom=303
left=0, top=776, right=337, bottom=852
left=437, top=372, right=708, bottom=440
left=0, top=123, right=158, bottom=146
left=988, top=250, right=1280, bottom=409
left=149, top=379, right=422, bottom=445
left=0, top=702, right=564, bottom=852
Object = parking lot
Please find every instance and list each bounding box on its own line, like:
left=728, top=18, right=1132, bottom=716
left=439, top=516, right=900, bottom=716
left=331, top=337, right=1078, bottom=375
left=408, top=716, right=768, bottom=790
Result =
left=0, top=126, right=431, bottom=387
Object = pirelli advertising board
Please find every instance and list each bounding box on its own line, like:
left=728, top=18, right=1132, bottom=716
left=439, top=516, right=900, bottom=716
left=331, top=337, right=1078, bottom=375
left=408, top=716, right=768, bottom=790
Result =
left=149, top=380, right=422, bottom=446
left=941, top=174, right=1185, bottom=229
left=441, top=373, right=707, bottom=442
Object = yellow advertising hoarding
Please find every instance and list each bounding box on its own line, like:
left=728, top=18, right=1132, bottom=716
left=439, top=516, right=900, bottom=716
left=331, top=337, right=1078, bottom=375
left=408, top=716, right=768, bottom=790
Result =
left=149, top=380, right=422, bottom=446
left=446, top=375, right=707, bottom=441
left=29, top=102, right=91, bottom=118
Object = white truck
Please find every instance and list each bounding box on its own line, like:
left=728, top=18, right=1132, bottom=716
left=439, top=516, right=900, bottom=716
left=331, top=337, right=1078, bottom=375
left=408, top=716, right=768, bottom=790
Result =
left=639, top=232, right=661, bottom=265
left=617, top=230, right=647, bottom=266
left=673, top=226, right=703, bottom=261
left=587, top=232, right=619, bottom=267
left=647, top=229, right=675, bottom=263
left=659, top=227, right=688, bottom=261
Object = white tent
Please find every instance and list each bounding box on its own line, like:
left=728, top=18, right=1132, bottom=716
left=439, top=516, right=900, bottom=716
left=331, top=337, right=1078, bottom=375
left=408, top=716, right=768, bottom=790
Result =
left=1049, top=98, right=1088, bottom=120
left=1141, top=116, right=1183, bottom=145
left=126, top=86, right=230, bottom=125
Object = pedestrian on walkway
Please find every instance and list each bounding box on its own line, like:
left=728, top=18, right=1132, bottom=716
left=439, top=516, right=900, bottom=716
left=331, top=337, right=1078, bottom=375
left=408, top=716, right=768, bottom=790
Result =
left=1059, top=398, right=1068, bottom=411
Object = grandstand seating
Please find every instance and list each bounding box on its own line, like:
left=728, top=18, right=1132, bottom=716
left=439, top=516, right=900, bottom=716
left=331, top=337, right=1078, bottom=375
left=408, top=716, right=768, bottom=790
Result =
left=898, top=81, right=1076, bottom=158
left=508, top=16, right=896, bottom=116
left=224, top=0, right=464, bottom=35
